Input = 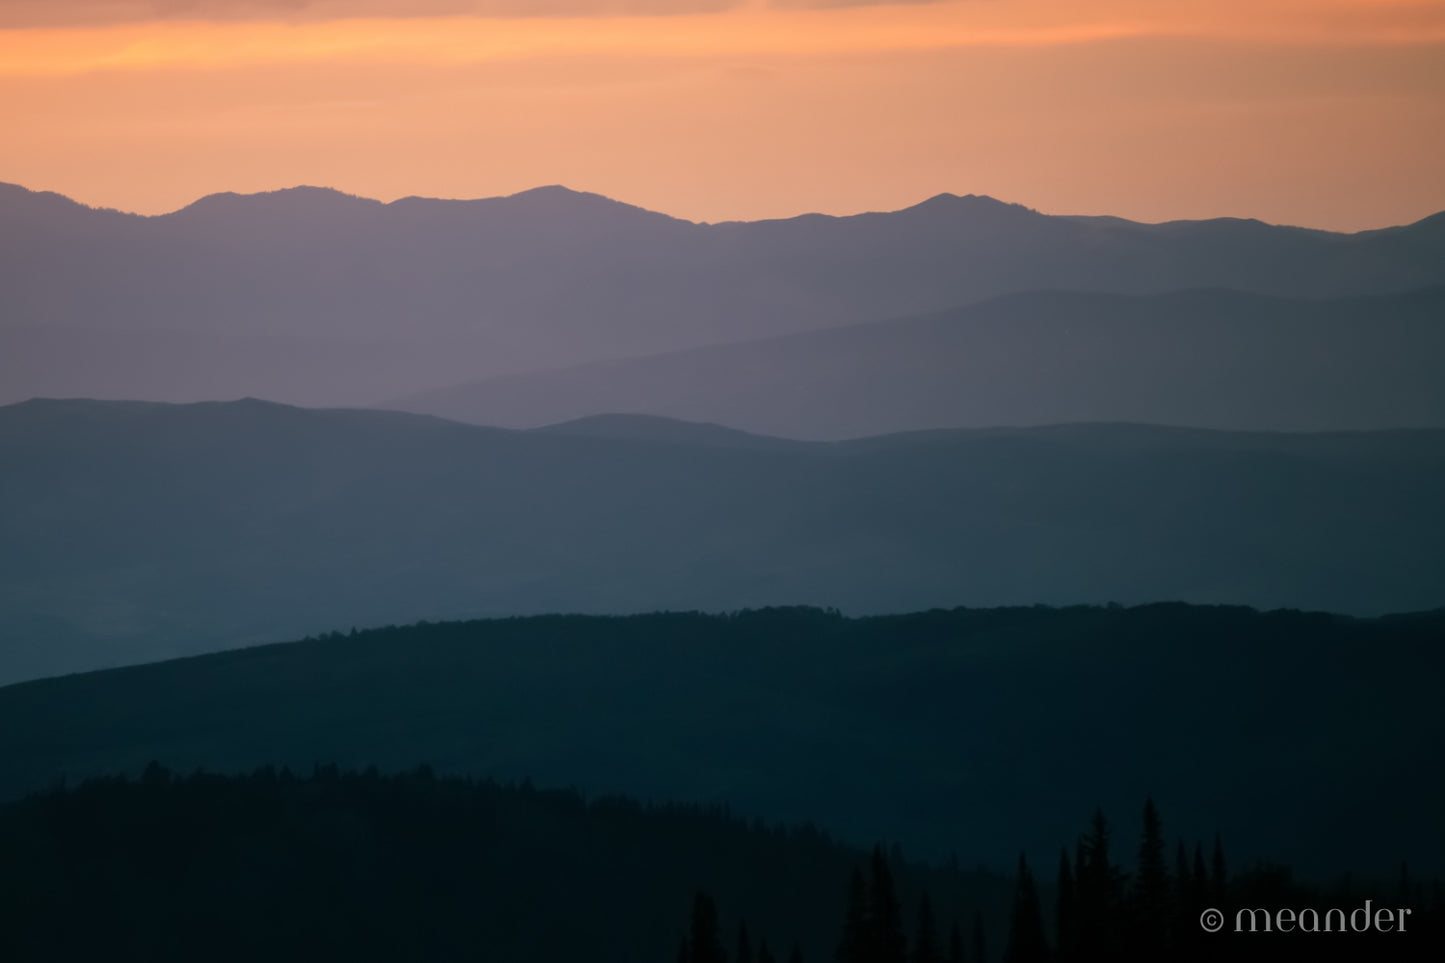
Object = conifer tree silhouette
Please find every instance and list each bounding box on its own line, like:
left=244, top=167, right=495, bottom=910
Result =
left=1075, top=809, right=1120, bottom=958
left=1171, top=840, right=1195, bottom=959
left=912, top=894, right=940, bottom=963
left=1002, top=854, right=1047, bottom=963
left=1130, top=799, right=1170, bottom=957
left=1192, top=842, right=1208, bottom=914
left=1210, top=835, right=1227, bottom=904
left=870, top=847, right=908, bottom=963
left=738, top=922, right=755, bottom=963
left=836, top=866, right=870, bottom=963
left=690, top=892, right=727, bottom=963
left=1055, top=849, right=1076, bottom=960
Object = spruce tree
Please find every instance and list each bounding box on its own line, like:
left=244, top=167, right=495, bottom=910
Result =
left=1192, top=842, right=1208, bottom=908
left=1210, top=835, right=1227, bottom=904
left=1174, top=841, right=1190, bottom=908
left=759, top=940, right=777, bottom=963
left=971, top=911, right=986, bottom=963
left=789, top=942, right=804, bottom=963
left=690, top=891, right=727, bottom=963
left=1172, top=840, right=1195, bottom=959
left=836, top=866, right=869, bottom=963
left=947, top=922, right=964, bottom=963
left=1055, top=848, right=1076, bottom=961
left=1002, top=854, right=1048, bottom=963
left=1131, top=799, right=1170, bottom=956
left=870, top=846, right=908, bottom=963
left=1075, top=809, right=1119, bottom=958
left=738, top=922, right=755, bottom=963
left=913, top=894, right=940, bottom=963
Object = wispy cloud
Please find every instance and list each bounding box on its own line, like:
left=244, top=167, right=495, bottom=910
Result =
left=1, top=0, right=743, bottom=30
left=5, top=1, right=1443, bottom=78
left=4, top=0, right=1441, bottom=230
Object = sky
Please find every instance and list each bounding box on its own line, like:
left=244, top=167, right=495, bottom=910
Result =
left=2, top=0, right=1443, bottom=230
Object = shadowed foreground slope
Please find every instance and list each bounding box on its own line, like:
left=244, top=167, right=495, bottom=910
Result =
left=3, top=765, right=1438, bottom=962
left=2, top=605, right=1442, bottom=880
left=0, top=765, right=1010, bottom=963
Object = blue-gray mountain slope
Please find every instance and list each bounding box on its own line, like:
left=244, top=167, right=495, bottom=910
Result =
left=3, top=181, right=1443, bottom=407
left=389, top=286, right=1445, bottom=438
left=1, top=398, right=1442, bottom=684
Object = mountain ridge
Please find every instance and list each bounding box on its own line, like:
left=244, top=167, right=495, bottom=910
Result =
left=6, top=180, right=1442, bottom=233
left=6, top=179, right=1445, bottom=411
left=2, top=604, right=1441, bottom=880
left=2, top=398, right=1442, bottom=685
left=388, top=285, right=1445, bottom=439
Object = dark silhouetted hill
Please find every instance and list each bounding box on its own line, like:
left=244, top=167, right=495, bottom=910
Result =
left=0, top=763, right=1016, bottom=963
left=1, top=606, right=1442, bottom=883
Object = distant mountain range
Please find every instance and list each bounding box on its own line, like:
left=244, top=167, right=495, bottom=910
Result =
left=2, top=398, right=1442, bottom=684
left=3, top=181, right=1444, bottom=414
left=389, top=286, right=1445, bottom=438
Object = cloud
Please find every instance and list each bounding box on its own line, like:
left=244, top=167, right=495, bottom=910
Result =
left=0, top=0, right=741, bottom=29
left=771, top=0, right=946, bottom=6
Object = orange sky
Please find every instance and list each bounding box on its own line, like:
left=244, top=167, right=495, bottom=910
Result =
left=3, top=0, right=1444, bottom=229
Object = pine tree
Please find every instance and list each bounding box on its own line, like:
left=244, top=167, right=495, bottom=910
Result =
left=1130, top=799, right=1170, bottom=956
left=947, top=922, right=964, bottom=963
left=690, top=891, right=727, bottom=963
left=836, top=866, right=870, bottom=963
left=871, top=846, right=908, bottom=963
left=971, top=911, right=987, bottom=963
left=1192, top=842, right=1208, bottom=908
left=738, top=921, right=755, bottom=963
left=1055, top=848, right=1076, bottom=961
left=1075, top=809, right=1119, bottom=958
left=913, top=894, right=940, bottom=963
left=789, top=942, right=804, bottom=963
left=1172, top=840, right=1198, bottom=959
left=1002, top=854, right=1048, bottom=963
left=1175, top=841, right=1190, bottom=908
left=1210, top=835, right=1227, bottom=904
left=759, top=940, right=777, bottom=963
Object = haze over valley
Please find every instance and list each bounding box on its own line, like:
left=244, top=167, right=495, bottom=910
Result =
left=8, top=0, right=1445, bottom=955
left=4, top=181, right=1445, bottom=420
left=3, top=181, right=1444, bottom=960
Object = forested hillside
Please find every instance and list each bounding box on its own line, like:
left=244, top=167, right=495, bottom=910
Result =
left=4, top=398, right=1443, bottom=683
left=3, top=605, right=1442, bottom=880
left=2, top=766, right=1437, bottom=962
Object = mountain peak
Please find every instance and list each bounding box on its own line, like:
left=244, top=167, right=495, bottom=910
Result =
left=498, top=184, right=689, bottom=226
left=507, top=184, right=594, bottom=201
left=169, top=186, right=384, bottom=222
left=903, top=192, right=1037, bottom=219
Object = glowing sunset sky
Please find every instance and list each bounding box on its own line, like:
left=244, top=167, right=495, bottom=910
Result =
left=3, top=0, right=1443, bottom=229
